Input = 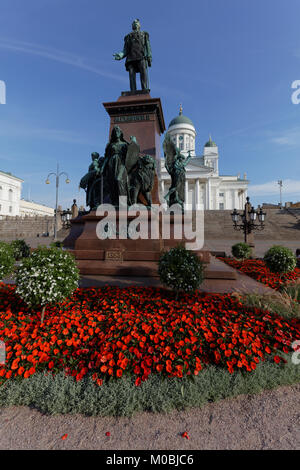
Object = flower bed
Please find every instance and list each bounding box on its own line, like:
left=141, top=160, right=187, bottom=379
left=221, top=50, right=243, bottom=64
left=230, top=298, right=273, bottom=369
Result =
left=0, top=284, right=299, bottom=387
left=219, top=258, right=300, bottom=291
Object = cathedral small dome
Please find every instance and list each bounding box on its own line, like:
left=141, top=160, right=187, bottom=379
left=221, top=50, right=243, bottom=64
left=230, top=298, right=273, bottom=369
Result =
left=168, top=104, right=195, bottom=129
left=205, top=135, right=217, bottom=147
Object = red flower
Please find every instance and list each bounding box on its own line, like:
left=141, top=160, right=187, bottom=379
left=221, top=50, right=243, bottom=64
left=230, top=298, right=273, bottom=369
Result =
left=0, top=284, right=299, bottom=386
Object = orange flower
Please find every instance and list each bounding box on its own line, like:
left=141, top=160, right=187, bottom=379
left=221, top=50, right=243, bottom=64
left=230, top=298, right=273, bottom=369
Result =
left=11, top=358, right=19, bottom=370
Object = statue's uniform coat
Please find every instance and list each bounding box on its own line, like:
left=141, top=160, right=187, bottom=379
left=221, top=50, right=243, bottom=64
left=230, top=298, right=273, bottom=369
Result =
left=122, top=30, right=152, bottom=90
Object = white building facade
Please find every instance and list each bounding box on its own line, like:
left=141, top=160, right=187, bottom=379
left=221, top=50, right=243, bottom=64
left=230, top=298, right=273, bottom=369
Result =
left=0, top=171, right=23, bottom=216
left=0, top=170, right=54, bottom=217
left=19, top=200, right=54, bottom=217
left=160, top=108, right=249, bottom=210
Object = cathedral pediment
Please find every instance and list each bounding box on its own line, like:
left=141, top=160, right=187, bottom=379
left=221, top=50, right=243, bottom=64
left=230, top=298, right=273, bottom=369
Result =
left=187, top=163, right=214, bottom=173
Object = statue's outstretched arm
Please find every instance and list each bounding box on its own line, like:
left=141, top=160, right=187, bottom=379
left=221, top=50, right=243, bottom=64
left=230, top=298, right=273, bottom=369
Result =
left=113, top=51, right=125, bottom=60
left=113, top=35, right=128, bottom=61
left=184, top=155, right=192, bottom=167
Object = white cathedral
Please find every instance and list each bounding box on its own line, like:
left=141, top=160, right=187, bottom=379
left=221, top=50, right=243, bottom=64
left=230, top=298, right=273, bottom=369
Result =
left=160, top=106, right=249, bottom=210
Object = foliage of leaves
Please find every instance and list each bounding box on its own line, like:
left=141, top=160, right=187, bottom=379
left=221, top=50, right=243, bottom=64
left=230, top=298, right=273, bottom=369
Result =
left=0, top=242, right=15, bottom=280
left=15, top=246, right=79, bottom=308
left=50, top=241, right=64, bottom=249
left=231, top=242, right=252, bottom=260
left=0, top=361, right=299, bottom=417
left=10, top=239, right=30, bottom=261
left=158, top=245, right=204, bottom=295
left=264, top=245, right=297, bottom=274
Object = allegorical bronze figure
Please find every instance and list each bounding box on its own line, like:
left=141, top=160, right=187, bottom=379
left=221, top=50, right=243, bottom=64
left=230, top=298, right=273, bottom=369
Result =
left=129, top=154, right=156, bottom=207
left=101, top=126, right=131, bottom=207
left=79, top=152, right=102, bottom=210
left=113, top=18, right=152, bottom=92
left=163, top=133, right=192, bottom=210
left=79, top=126, right=156, bottom=211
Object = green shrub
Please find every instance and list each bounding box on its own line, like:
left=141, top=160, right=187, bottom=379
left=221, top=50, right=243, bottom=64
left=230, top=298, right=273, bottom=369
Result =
left=15, top=246, right=79, bottom=323
left=0, top=241, right=15, bottom=280
left=231, top=242, right=252, bottom=260
left=264, top=245, right=296, bottom=274
left=158, top=245, right=204, bottom=297
left=10, top=239, right=30, bottom=260
left=50, top=241, right=64, bottom=249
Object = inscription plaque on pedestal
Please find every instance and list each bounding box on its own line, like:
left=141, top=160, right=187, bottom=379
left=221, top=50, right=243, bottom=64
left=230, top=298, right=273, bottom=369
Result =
left=105, top=250, right=123, bottom=261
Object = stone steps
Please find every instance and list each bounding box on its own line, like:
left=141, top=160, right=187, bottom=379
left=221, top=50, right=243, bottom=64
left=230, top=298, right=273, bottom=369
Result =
left=76, top=255, right=236, bottom=279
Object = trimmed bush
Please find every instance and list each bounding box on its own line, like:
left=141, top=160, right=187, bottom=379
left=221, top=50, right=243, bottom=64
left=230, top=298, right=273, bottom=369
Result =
left=0, top=241, right=15, bottom=280
left=158, top=245, right=204, bottom=296
left=10, top=239, right=30, bottom=260
left=15, top=246, right=79, bottom=323
left=231, top=242, right=252, bottom=260
left=50, top=241, right=64, bottom=249
left=264, top=245, right=296, bottom=274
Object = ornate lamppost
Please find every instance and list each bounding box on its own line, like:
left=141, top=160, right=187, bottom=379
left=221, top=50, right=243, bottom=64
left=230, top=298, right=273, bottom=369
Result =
left=45, top=164, right=70, bottom=240
left=231, top=196, right=266, bottom=246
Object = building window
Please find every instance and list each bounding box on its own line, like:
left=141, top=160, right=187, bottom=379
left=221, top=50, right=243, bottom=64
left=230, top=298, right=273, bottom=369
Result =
left=219, top=192, right=224, bottom=197
left=0, top=186, right=2, bottom=198
left=8, top=189, right=13, bottom=201
left=9, top=206, right=12, bottom=213
left=219, top=203, right=224, bottom=210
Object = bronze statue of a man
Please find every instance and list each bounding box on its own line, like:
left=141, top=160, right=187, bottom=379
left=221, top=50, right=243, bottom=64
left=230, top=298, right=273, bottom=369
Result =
left=113, top=19, right=152, bottom=92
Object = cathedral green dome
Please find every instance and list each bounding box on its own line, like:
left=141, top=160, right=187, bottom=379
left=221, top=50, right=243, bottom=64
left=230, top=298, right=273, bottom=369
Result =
left=205, top=136, right=217, bottom=147
left=168, top=104, right=195, bottom=129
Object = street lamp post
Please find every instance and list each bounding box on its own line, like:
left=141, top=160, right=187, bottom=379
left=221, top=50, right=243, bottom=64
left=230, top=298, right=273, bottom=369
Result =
left=278, top=180, right=283, bottom=207
left=45, top=163, right=70, bottom=240
left=231, top=196, right=266, bottom=247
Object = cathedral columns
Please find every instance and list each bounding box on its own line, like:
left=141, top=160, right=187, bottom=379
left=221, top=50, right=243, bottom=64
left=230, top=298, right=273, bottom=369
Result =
left=185, top=180, right=189, bottom=206
left=195, top=179, right=200, bottom=209
left=206, top=179, right=211, bottom=210
left=161, top=180, right=165, bottom=198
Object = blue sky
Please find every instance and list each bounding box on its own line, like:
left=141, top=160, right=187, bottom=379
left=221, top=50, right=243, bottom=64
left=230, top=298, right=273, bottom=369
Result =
left=0, top=0, right=300, bottom=208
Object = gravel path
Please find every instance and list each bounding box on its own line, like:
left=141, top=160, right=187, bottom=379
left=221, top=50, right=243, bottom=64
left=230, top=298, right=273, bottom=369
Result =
left=0, top=384, right=299, bottom=450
